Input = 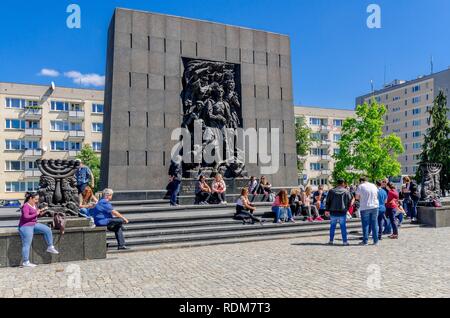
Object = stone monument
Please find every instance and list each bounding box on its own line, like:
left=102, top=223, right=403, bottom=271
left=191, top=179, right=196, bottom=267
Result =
left=36, top=159, right=80, bottom=216
left=420, top=163, right=443, bottom=201
left=101, top=8, right=298, bottom=193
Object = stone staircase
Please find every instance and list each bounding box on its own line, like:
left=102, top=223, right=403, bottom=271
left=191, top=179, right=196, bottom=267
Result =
left=106, top=201, right=420, bottom=253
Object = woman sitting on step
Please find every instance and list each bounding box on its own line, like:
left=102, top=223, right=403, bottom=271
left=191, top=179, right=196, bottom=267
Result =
left=272, top=190, right=295, bottom=224
left=195, top=175, right=212, bottom=205
left=234, top=188, right=262, bottom=225
left=211, top=174, right=227, bottom=205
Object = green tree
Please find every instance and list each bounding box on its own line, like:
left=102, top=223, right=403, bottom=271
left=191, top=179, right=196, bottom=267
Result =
left=417, top=91, right=450, bottom=195
left=333, top=99, right=404, bottom=184
left=295, top=116, right=312, bottom=172
left=77, top=145, right=101, bottom=192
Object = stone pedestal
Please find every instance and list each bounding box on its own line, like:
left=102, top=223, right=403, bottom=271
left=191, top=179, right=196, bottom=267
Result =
left=418, top=205, right=450, bottom=228
left=0, top=220, right=106, bottom=268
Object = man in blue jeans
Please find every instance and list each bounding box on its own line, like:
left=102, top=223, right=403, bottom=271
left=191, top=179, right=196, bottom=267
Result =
left=325, top=179, right=353, bottom=246
left=168, top=155, right=182, bottom=206
left=356, top=177, right=380, bottom=246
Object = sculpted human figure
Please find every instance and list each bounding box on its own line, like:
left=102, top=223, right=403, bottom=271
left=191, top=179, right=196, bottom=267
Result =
left=206, top=83, right=232, bottom=130
left=225, top=80, right=241, bottom=129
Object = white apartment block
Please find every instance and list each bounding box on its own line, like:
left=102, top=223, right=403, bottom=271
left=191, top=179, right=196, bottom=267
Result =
left=0, top=82, right=104, bottom=200
left=356, top=68, right=450, bottom=176
left=294, top=106, right=356, bottom=189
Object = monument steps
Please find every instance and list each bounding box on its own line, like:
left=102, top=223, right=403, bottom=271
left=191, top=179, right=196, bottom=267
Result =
left=107, top=221, right=419, bottom=250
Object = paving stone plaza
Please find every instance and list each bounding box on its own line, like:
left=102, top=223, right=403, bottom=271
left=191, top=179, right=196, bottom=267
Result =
left=1, top=227, right=449, bottom=298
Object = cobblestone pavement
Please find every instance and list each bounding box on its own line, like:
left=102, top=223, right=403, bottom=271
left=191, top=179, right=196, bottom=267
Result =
left=0, top=227, right=449, bottom=298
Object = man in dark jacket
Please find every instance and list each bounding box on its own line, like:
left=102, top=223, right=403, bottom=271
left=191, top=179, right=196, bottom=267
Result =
left=326, top=179, right=353, bottom=246
left=168, top=155, right=183, bottom=206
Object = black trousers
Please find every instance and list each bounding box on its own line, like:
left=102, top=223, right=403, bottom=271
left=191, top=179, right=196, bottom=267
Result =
left=211, top=192, right=226, bottom=203
left=235, top=206, right=261, bottom=224
left=107, top=219, right=126, bottom=248
left=195, top=192, right=211, bottom=204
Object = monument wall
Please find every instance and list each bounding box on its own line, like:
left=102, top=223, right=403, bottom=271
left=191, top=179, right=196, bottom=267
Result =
left=101, top=8, right=298, bottom=191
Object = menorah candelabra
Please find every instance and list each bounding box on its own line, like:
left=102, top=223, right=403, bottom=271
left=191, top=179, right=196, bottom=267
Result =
left=420, top=163, right=443, bottom=201
left=36, top=159, right=81, bottom=216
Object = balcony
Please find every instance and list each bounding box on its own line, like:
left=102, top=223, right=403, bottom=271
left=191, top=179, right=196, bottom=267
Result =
left=321, top=170, right=332, bottom=176
left=24, top=128, right=42, bottom=137
left=68, top=150, right=81, bottom=158
left=68, top=130, right=85, bottom=139
left=24, top=149, right=43, bottom=157
left=25, top=170, right=42, bottom=178
left=23, top=109, right=42, bottom=119
left=319, top=140, right=332, bottom=147
left=320, top=155, right=332, bottom=161
left=69, top=111, right=85, bottom=120
left=320, top=125, right=332, bottom=132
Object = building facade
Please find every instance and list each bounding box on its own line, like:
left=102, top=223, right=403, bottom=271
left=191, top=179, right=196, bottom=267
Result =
left=294, top=106, right=356, bottom=189
left=0, top=82, right=104, bottom=200
left=356, top=68, right=450, bottom=176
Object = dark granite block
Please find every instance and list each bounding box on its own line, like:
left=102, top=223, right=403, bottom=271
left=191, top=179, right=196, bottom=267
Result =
left=7, top=235, right=22, bottom=267
left=84, top=230, right=107, bottom=260
left=58, top=232, right=84, bottom=263
left=0, top=238, right=7, bottom=268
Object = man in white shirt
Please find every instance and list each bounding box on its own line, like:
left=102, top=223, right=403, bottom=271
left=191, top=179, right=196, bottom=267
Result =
left=356, top=176, right=380, bottom=246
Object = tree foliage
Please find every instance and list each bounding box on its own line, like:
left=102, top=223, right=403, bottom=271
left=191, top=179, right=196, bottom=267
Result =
left=333, top=100, right=404, bottom=184
left=77, top=145, right=101, bottom=193
left=295, top=116, right=312, bottom=172
left=417, top=91, right=450, bottom=194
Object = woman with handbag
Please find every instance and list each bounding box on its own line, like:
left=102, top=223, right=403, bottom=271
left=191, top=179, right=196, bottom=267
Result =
left=18, top=192, right=59, bottom=268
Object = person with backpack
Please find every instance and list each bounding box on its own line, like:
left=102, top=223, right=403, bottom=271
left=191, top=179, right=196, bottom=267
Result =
left=18, top=192, right=59, bottom=268
left=402, top=176, right=420, bottom=223
left=272, top=190, right=295, bottom=224
left=234, top=188, right=262, bottom=225
left=325, top=180, right=352, bottom=246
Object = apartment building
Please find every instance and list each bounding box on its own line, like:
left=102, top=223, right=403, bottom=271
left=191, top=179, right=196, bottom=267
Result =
left=356, top=68, right=450, bottom=176
left=0, top=82, right=104, bottom=200
left=294, top=106, right=356, bottom=189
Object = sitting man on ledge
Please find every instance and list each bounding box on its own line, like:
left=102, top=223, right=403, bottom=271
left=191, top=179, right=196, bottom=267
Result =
left=91, top=188, right=130, bottom=251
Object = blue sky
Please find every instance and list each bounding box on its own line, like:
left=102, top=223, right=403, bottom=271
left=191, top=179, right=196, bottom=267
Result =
left=0, top=0, right=449, bottom=110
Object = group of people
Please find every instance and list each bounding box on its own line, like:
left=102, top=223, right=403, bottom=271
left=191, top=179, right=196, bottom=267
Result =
left=17, top=160, right=130, bottom=268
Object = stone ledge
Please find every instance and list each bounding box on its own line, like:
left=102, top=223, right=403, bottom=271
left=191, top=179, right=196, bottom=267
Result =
left=418, top=206, right=450, bottom=228
left=0, top=225, right=107, bottom=268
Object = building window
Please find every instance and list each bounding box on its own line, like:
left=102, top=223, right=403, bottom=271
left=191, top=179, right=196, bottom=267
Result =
left=92, top=104, right=104, bottom=114
left=70, top=142, right=81, bottom=150
left=51, top=141, right=69, bottom=151
left=92, top=142, right=102, bottom=152
left=412, top=96, right=421, bottom=104
left=5, top=119, right=26, bottom=130
left=5, top=161, right=25, bottom=171
left=92, top=123, right=103, bottom=133
left=5, top=140, right=26, bottom=151
left=413, top=131, right=421, bottom=138
left=413, top=142, right=421, bottom=149
left=310, top=163, right=321, bottom=171
left=50, top=121, right=69, bottom=132
left=413, top=120, right=421, bottom=127
left=393, top=118, right=400, bottom=123
left=333, top=148, right=340, bottom=156
left=333, top=134, right=341, bottom=142
left=412, top=85, right=421, bottom=93
left=5, top=98, right=25, bottom=109
left=50, top=101, right=70, bottom=112
left=309, top=118, right=322, bottom=126
left=70, top=122, right=83, bottom=131
left=6, top=182, right=26, bottom=193
left=333, top=119, right=343, bottom=127
left=412, top=108, right=421, bottom=115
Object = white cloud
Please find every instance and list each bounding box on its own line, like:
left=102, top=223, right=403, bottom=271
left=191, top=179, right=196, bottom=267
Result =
left=38, top=68, right=60, bottom=77
left=64, top=71, right=105, bottom=87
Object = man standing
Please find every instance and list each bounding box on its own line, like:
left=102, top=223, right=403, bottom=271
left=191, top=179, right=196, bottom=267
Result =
left=356, top=176, right=380, bottom=246
left=326, top=179, right=353, bottom=246
left=168, top=155, right=183, bottom=207
left=75, top=160, right=94, bottom=194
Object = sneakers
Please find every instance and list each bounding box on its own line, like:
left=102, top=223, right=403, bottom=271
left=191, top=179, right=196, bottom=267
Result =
left=118, top=246, right=130, bottom=251
left=315, top=216, right=324, bottom=222
left=220, top=201, right=228, bottom=205
left=343, top=242, right=350, bottom=246
left=306, top=217, right=314, bottom=223
left=288, top=218, right=296, bottom=223
left=46, top=246, right=59, bottom=255
left=389, top=234, right=399, bottom=240
left=359, top=242, right=369, bottom=246
left=328, top=241, right=334, bottom=246
left=22, top=261, right=37, bottom=268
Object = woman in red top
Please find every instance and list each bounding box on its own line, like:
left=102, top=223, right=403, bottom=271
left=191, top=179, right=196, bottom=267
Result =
left=386, top=182, right=400, bottom=239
